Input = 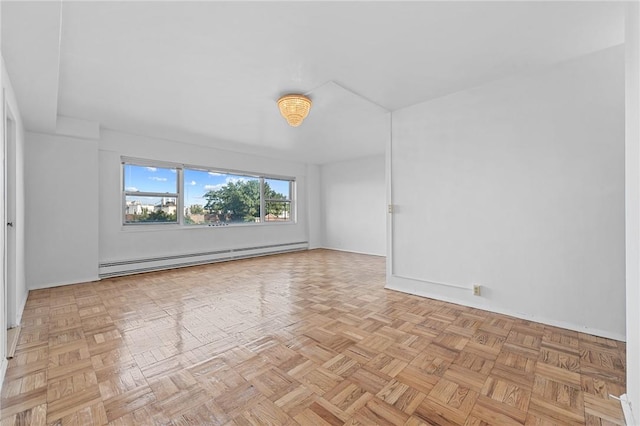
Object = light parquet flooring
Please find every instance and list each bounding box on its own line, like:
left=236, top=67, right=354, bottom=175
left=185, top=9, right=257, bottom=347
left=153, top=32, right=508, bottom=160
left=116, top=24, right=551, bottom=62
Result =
left=0, top=250, right=626, bottom=425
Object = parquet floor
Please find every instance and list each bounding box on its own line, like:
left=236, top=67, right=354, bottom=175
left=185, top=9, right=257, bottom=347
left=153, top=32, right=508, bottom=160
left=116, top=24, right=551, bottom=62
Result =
left=0, top=249, right=626, bottom=425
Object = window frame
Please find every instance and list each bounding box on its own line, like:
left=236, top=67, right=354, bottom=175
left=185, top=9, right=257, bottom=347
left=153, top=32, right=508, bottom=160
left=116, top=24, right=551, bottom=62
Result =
left=263, top=178, right=294, bottom=223
left=184, top=167, right=262, bottom=226
left=122, top=161, right=181, bottom=225
left=121, top=157, right=296, bottom=227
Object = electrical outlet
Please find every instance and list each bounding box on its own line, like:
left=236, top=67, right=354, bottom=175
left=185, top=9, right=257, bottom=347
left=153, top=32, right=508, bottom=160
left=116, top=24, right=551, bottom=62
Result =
left=473, top=284, right=481, bottom=296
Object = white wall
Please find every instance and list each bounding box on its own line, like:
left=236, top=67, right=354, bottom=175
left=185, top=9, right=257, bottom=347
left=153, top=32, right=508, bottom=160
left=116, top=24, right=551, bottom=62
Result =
left=306, top=163, right=323, bottom=249
left=23, top=127, right=318, bottom=287
left=625, top=2, right=639, bottom=422
left=0, top=53, right=27, bottom=388
left=23, top=126, right=320, bottom=288
left=3, top=60, right=27, bottom=325
left=321, top=155, right=386, bottom=256
left=0, top=53, right=6, bottom=389
left=98, top=129, right=312, bottom=265
left=388, top=46, right=626, bottom=340
left=25, top=132, right=99, bottom=288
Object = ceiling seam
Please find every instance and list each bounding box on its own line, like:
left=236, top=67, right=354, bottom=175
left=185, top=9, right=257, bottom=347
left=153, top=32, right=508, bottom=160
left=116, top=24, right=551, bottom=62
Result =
left=306, top=80, right=391, bottom=113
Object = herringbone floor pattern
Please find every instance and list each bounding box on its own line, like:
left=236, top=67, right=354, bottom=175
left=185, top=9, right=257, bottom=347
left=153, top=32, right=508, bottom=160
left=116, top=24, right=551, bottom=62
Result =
left=0, top=250, right=626, bottom=425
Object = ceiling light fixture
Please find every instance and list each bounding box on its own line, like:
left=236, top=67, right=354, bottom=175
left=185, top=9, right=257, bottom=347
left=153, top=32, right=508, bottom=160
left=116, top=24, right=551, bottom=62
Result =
left=277, top=94, right=312, bottom=127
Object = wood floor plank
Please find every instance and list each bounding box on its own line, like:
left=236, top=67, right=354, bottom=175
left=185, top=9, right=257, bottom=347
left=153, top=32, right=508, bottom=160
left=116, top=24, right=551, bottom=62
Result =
left=0, top=250, right=627, bottom=425
left=583, top=393, right=626, bottom=425
left=102, top=384, right=156, bottom=422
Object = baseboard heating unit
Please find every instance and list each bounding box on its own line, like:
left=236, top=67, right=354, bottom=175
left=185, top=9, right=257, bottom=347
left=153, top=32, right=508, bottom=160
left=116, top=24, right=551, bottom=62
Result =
left=99, top=241, right=308, bottom=278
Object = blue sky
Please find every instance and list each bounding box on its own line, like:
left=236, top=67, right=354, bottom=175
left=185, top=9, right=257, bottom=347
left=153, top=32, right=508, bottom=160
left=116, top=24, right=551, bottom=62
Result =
left=124, top=165, right=291, bottom=207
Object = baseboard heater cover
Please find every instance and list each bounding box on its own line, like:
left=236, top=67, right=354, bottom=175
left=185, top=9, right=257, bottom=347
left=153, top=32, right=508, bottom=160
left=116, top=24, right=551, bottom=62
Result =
left=99, top=241, right=308, bottom=278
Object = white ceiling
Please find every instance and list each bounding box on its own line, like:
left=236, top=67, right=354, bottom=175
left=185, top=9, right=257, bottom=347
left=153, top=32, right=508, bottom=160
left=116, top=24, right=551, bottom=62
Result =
left=1, top=1, right=625, bottom=164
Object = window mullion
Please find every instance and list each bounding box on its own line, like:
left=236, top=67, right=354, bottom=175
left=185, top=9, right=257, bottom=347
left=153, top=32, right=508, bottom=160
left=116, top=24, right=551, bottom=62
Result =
left=124, top=192, right=179, bottom=198
left=260, top=177, right=265, bottom=223
left=177, top=168, right=184, bottom=225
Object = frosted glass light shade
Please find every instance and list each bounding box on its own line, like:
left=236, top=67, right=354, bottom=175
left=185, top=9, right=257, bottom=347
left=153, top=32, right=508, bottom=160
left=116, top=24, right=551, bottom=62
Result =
left=277, top=94, right=312, bottom=127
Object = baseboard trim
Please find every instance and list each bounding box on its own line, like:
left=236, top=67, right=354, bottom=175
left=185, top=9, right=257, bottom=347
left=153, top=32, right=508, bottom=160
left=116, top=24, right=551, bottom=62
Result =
left=319, top=246, right=386, bottom=257
left=620, top=394, right=636, bottom=426
left=99, top=242, right=309, bottom=278
left=0, top=358, right=7, bottom=394
left=15, top=291, right=28, bottom=326
left=6, top=327, right=20, bottom=359
left=386, top=277, right=626, bottom=342
left=28, top=276, right=100, bottom=291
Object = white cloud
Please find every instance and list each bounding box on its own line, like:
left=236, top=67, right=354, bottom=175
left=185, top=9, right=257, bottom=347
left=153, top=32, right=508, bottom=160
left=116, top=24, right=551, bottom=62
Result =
left=145, top=167, right=157, bottom=172
left=204, top=184, right=224, bottom=191
left=125, top=186, right=139, bottom=192
left=190, top=181, right=197, bottom=186
left=149, top=177, right=167, bottom=182
left=208, top=172, right=222, bottom=176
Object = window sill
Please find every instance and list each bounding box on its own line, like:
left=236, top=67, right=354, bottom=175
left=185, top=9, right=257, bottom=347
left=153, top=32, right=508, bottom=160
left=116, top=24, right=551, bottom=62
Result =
left=120, top=221, right=297, bottom=232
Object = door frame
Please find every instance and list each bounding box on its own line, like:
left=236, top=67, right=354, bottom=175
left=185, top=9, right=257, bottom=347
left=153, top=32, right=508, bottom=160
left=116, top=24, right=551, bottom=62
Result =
left=4, top=98, right=17, bottom=328
left=0, top=90, right=21, bottom=328
left=1, top=87, right=6, bottom=365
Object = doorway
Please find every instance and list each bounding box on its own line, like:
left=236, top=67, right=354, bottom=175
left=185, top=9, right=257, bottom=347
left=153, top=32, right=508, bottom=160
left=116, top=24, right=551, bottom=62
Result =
left=4, top=98, right=18, bottom=358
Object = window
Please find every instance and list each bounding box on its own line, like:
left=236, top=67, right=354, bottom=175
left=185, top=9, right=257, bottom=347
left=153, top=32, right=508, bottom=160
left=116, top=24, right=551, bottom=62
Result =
left=184, top=169, right=260, bottom=225
left=122, top=159, right=295, bottom=226
left=264, top=178, right=292, bottom=222
left=123, top=163, right=179, bottom=224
